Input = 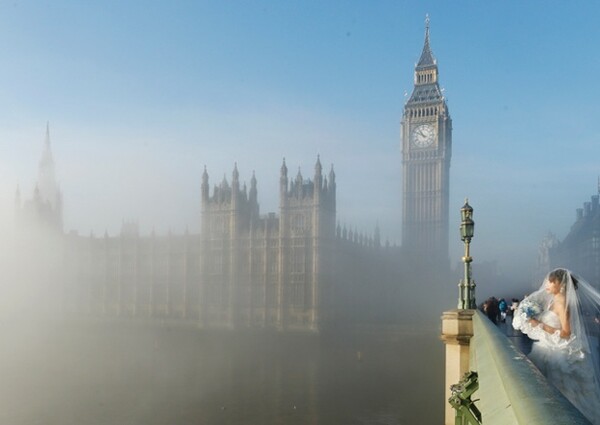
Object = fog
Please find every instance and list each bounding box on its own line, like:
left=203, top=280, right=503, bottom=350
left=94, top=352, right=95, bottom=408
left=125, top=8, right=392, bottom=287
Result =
left=1, top=2, right=599, bottom=424
left=0, top=218, right=447, bottom=424
left=2, top=3, right=598, bottom=292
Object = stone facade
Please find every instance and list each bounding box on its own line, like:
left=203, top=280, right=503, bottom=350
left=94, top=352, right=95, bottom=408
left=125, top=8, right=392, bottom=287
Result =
left=197, top=158, right=336, bottom=331
left=16, top=134, right=396, bottom=331
left=544, top=185, right=600, bottom=289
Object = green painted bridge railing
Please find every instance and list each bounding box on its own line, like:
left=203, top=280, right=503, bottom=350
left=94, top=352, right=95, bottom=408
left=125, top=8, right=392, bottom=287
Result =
left=461, top=311, right=591, bottom=425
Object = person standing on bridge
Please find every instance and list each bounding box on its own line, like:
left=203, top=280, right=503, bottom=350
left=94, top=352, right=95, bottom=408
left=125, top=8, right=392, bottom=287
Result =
left=512, top=268, right=600, bottom=424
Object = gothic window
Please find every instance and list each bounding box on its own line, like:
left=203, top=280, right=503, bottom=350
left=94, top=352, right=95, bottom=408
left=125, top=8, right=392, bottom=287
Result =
left=291, top=214, right=306, bottom=233
left=251, top=252, right=263, bottom=270
left=209, top=251, right=222, bottom=274
left=592, top=236, right=600, bottom=250
left=291, top=282, right=304, bottom=307
left=291, top=250, right=305, bottom=274
left=268, top=254, right=278, bottom=274
left=212, top=217, right=226, bottom=234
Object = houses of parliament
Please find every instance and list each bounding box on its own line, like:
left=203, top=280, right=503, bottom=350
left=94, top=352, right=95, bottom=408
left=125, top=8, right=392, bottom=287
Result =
left=13, top=20, right=453, bottom=331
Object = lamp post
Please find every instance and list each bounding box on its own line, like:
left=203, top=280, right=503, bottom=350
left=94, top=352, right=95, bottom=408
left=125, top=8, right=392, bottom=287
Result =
left=458, top=199, right=476, bottom=309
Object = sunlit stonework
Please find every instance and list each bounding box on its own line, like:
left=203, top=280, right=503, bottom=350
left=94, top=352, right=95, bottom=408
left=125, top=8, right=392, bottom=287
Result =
left=401, top=16, right=452, bottom=265
left=15, top=132, right=400, bottom=331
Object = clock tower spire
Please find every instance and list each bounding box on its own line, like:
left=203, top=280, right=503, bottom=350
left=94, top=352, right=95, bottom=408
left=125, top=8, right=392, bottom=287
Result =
left=401, top=15, right=452, bottom=266
left=417, top=14, right=435, bottom=70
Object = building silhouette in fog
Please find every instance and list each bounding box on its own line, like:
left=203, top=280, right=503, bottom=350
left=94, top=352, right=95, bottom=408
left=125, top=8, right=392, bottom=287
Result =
left=401, top=16, right=452, bottom=266
left=197, top=158, right=336, bottom=330
left=15, top=123, right=63, bottom=234
left=16, top=128, right=395, bottom=331
left=541, top=182, right=600, bottom=289
left=14, top=18, right=453, bottom=329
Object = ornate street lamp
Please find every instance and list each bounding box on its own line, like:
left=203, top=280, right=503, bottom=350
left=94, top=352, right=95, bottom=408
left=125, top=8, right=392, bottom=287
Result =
left=458, top=199, right=476, bottom=309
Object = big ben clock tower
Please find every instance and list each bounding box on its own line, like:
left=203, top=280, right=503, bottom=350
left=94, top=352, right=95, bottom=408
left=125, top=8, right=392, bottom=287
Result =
left=401, top=16, right=452, bottom=264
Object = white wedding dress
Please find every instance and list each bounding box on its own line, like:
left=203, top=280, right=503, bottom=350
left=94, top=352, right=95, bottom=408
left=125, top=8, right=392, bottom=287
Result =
left=514, top=301, right=600, bottom=424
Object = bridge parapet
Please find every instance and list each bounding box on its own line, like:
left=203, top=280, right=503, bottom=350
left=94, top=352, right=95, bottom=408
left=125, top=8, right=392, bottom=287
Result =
left=442, top=310, right=591, bottom=424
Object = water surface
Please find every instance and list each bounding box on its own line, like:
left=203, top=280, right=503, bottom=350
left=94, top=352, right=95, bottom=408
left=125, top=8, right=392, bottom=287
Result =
left=1, top=321, right=444, bottom=424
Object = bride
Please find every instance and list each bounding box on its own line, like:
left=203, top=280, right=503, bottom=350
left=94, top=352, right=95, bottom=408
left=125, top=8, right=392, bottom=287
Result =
left=512, top=268, right=600, bottom=424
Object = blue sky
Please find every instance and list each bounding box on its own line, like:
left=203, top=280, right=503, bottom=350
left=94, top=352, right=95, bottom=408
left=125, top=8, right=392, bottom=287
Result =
left=1, top=1, right=600, bottom=277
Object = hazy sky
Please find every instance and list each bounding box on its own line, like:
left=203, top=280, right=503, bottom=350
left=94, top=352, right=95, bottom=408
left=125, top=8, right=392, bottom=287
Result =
left=1, top=1, right=599, bottom=275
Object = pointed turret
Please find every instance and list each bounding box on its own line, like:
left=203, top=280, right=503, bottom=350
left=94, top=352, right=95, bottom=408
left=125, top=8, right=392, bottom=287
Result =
left=280, top=158, right=288, bottom=204
left=201, top=165, right=209, bottom=203
left=17, top=125, right=64, bottom=232
left=232, top=162, right=239, bottom=183
left=295, top=167, right=303, bottom=197
left=328, top=164, right=336, bottom=187
left=314, top=155, right=323, bottom=197
left=374, top=222, right=381, bottom=248
left=15, top=184, right=21, bottom=209
left=45, top=121, right=50, bottom=148
left=416, top=14, right=436, bottom=70
left=232, top=163, right=240, bottom=206
left=217, top=173, right=229, bottom=203
left=249, top=170, right=257, bottom=205
left=408, top=15, right=441, bottom=92
left=36, top=122, right=60, bottom=209
left=329, top=164, right=336, bottom=211
left=33, top=184, right=41, bottom=202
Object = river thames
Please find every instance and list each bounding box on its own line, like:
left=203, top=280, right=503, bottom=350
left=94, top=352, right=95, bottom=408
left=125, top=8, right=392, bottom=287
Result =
left=1, top=321, right=444, bottom=425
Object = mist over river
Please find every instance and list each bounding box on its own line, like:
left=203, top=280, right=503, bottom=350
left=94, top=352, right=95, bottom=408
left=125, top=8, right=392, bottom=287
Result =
left=0, top=320, right=444, bottom=425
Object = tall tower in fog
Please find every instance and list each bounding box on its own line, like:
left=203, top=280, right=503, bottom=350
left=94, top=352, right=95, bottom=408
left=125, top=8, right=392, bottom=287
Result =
left=15, top=122, right=63, bottom=232
left=36, top=123, right=62, bottom=213
left=401, top=16, right=452, bottom=264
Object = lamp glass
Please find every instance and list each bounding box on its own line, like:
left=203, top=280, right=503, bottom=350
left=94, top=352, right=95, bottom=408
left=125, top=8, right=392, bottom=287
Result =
left=465, top=219, right=474, bottom=238
left=461, top=219, right=474, bottom=239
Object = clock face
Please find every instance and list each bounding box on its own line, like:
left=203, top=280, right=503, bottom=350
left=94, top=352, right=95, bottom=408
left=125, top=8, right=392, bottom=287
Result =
left=411, top=124, right=435, bottom=148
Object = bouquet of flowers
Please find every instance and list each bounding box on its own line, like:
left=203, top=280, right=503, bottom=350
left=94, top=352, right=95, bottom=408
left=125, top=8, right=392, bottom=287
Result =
left=519, top=298, right=542, bottom=319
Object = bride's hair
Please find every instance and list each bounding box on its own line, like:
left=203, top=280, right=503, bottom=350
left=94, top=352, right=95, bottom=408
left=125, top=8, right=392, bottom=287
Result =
left=549, top=268, right=578, bottom=289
